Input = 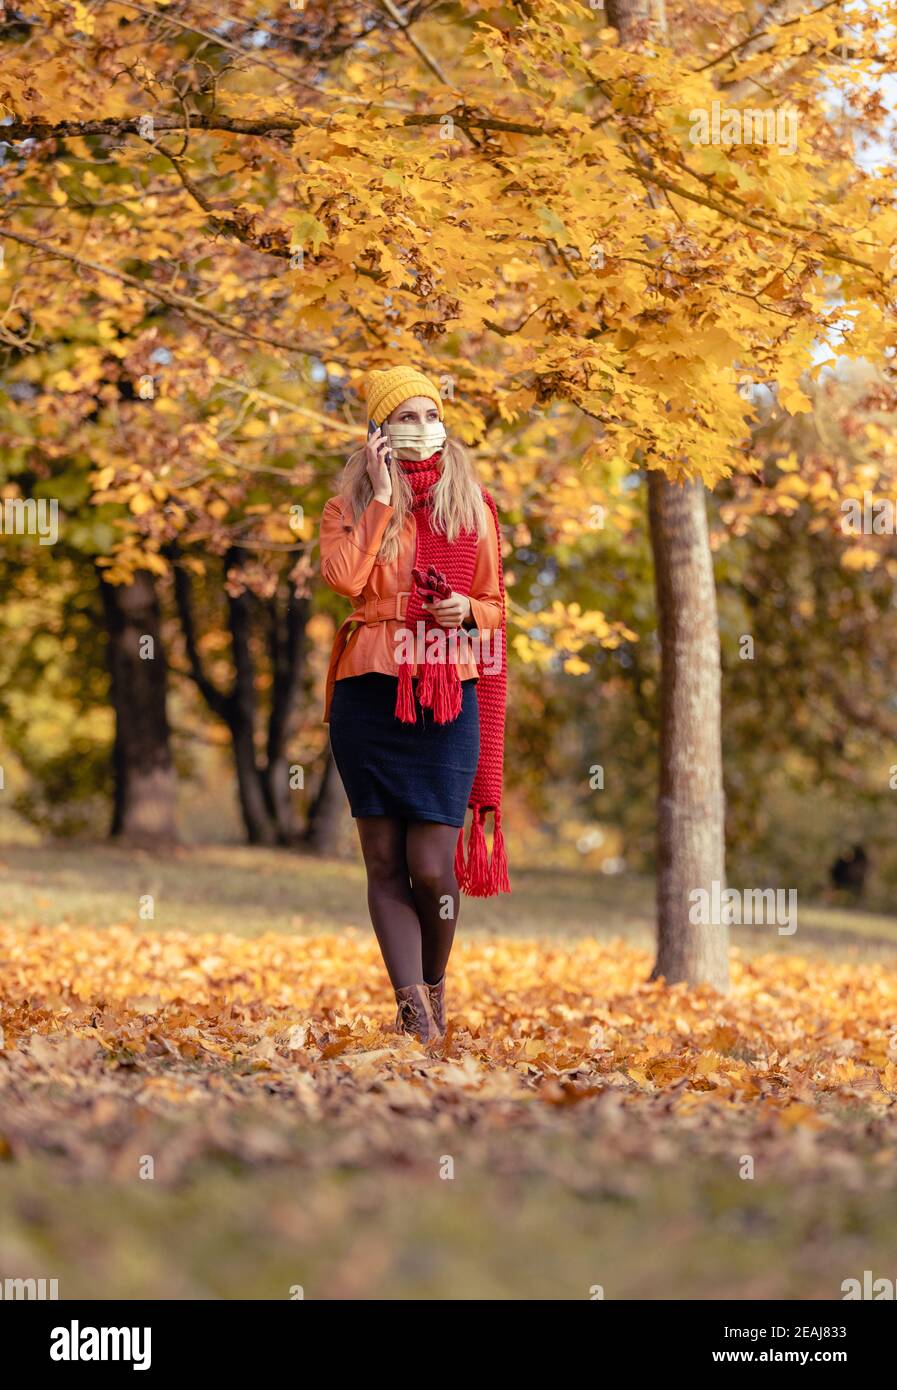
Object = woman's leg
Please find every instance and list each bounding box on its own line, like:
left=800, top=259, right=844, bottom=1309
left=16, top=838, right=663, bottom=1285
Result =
left=405, top=821, right=461, bottom=986
left=355, top=815, right=423, bottom=989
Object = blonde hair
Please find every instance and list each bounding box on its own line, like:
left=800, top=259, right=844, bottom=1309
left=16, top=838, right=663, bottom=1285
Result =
left=339, top=437, right=488, bottom=563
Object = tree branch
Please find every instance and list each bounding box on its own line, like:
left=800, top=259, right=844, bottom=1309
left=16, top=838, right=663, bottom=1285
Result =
left=1, top=115, right=308, bottom=141
left=171, top=555, right=232, bottom=722
left=0, top=227, right=345, bottom=360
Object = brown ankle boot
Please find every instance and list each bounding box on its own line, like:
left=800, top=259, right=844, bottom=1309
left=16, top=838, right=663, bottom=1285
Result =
left=394, top=983, right=440, bottom=1044
left=426, top=976, right=446, bottom=1037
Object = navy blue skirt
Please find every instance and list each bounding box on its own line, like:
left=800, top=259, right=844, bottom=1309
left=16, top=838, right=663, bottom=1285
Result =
left=329, top=672, right=479, bottom=826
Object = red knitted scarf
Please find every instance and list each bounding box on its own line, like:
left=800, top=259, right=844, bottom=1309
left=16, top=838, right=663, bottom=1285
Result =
left=396, top=454, right=510, bottom=897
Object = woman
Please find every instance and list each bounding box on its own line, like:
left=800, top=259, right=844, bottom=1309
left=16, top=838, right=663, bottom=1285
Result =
left=320, top=365, right=510, bottom=1046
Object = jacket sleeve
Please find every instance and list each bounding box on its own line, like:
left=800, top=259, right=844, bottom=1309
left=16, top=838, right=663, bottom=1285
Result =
left=319, top=496, right=394, bottom=598
left=466, top=505, right=504, bottom=633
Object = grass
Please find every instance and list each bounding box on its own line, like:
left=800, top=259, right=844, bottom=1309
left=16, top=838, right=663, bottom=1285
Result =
left=2, top=834, right=897, bottom=959
left=0, top=837, right=657, bottom=941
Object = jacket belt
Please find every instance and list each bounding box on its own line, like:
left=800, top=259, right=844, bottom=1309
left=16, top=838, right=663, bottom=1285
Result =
left=361, top=591, right=410, bottom=624
left=323, top=591, right=411, bottom=723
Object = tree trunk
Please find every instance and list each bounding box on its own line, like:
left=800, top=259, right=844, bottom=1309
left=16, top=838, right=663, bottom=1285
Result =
left=606, top=0, right=728, bottom=990
left=231, top=715, right=277, bottom=845
left=99, top=570, right=178, bottom=844
left=263, top=587, right=309, bottom=845
left=605, top=0, right=657, bottom=41
left=171, top=545, right=310, bottom=847
left=648, top=475, right=728, bottom=990
left=225, top=569, right=278, bottom=846
left=304, top=752, right=349, bottom=855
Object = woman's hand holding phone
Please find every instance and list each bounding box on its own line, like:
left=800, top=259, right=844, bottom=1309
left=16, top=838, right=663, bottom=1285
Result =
left=366, top=423, right=393, bottom=505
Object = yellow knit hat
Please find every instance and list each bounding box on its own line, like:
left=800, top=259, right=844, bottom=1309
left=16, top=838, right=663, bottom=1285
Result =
left=366, top=366, right=444, bottom=426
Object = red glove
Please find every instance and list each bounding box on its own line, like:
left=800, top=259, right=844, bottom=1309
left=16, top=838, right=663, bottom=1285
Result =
left=412, top=564, right=451, bottom=602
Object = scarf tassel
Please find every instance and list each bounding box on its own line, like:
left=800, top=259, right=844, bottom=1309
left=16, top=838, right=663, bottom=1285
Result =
left=488, top=809, right=511, bottom=895
left=395, top=651, right=462, bottom=725
left=455, top=807, right=510, bottom=897
left=395, top=662, right=416, bottom=723
left=429, top=657, right=462, bottom=723
left=416, top=655, right=434, bottom=708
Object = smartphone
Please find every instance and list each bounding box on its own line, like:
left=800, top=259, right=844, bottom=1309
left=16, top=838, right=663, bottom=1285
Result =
left=368, top=419, right=392, bottom=466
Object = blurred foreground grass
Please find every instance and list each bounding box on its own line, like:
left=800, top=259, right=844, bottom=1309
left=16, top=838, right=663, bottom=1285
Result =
left=3, top=1145, right=895, bottom=1300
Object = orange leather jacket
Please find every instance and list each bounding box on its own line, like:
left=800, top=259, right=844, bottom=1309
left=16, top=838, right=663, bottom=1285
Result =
left=320, top=495, right=503, bottom=722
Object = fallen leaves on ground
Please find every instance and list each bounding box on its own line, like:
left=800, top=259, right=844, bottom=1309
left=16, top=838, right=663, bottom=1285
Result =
left=1, top=922, right=896, bottom=1187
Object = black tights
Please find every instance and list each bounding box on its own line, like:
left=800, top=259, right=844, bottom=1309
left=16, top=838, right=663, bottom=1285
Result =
left=356, top=817, right=461, bottom=989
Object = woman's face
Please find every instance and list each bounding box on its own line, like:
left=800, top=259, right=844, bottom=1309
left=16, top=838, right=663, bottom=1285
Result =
left=386, top=396, right=441, bottom=427
left=384, top=396, right=447, bottom=462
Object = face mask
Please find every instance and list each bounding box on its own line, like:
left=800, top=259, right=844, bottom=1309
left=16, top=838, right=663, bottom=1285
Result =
left=387, top=420, right=446, bottom=461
